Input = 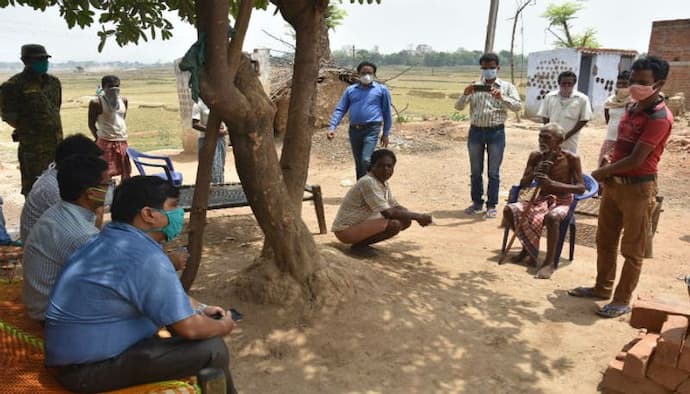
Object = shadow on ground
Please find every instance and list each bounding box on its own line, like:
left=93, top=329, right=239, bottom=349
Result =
left=182, top=215, right=575, bottom=393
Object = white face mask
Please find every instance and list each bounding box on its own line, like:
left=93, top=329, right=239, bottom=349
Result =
left=360, top=74, right=374, bottom=85
left=481, top=68, right=498, bottom=80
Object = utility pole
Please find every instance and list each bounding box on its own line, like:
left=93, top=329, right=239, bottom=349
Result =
left=484, top=0, right=500, bottom=53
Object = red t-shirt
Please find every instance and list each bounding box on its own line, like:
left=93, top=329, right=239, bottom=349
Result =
left=610, top=100, right=673, bottom=176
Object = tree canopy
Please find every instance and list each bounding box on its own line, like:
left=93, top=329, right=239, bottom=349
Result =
left=542, top=1, right=600, bottom=48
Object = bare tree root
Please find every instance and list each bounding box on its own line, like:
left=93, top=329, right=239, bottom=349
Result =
left=230, top=246, right=373, bottom=311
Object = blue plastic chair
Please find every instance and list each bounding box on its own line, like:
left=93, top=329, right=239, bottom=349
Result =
left=127, top=148, right=184, bottom=186
left=501, top=174, right=599, bottom=267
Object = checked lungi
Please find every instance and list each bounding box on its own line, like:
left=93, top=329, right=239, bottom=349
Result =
left=506, top=194, right=573, bottom=262
left=96, top=139, right=132, bottom=179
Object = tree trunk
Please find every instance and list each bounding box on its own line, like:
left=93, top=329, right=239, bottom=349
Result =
left=183, top=0, right=323, bottom=290
left=318, top=22, right=331, bottom=65
left=277, top=0, right=328, bottom=214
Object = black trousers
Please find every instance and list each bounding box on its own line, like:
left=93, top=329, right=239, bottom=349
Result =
left=49, top=336, right=237, bottom=393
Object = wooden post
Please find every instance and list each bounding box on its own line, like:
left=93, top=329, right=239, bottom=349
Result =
left=311, top=185, right=327, bottom=234
left=484, top=0, right=500, bottom=53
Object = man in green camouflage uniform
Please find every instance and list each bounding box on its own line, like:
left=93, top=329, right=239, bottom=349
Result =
left=0, top=44, right=63, bottom=195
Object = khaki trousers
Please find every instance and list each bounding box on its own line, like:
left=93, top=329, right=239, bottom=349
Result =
left=594, top=179, right=657, bottom=305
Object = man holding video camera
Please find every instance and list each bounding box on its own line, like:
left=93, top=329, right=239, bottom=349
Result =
left=455, top=53, right=522, bottom=219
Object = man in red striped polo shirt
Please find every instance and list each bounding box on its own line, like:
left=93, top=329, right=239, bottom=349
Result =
left=568, top=56, right=673, bottom=318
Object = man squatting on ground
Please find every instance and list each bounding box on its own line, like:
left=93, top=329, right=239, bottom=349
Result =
left=569, top=56, right=673, bottom=319
left=332, top=149, right=432, bottom=252
left=503, top=123, right=585, bottom=280
left=328, top=61, right=393, bottom=180
left=455, top=52, right=522, bottom=219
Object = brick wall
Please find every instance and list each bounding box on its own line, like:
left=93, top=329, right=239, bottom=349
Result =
left=649, top=19, right=690, bottom=97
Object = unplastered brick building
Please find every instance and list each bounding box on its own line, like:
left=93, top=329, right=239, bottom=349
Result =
left=649, top=19, right=690, bottom=99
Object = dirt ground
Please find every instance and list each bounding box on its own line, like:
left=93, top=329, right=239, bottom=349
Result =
left=2, top=117, right=690, bottom=393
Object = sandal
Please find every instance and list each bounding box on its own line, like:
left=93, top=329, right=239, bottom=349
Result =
left=484, top=208, right=497, bottom=219
left=596, top=304, right=631, bottom=318
left=567, top=286, right=610, bottom=300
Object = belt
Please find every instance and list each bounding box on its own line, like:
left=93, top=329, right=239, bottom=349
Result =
left=610, top=174, right=657, bottom=184
left=350, top=122, right=382, bottom=130
left=471, top=124, right=504, bottom=132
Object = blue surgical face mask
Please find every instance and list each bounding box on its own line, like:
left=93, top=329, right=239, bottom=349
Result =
left=150, top=207, right=185, bottom=241
left=29, top=59, right=49, bottom=74
left=481, top=68, right=497, bottom=81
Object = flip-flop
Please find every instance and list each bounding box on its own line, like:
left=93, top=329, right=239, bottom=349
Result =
left=596, top=304, right=631, bottom=318
left=567, top=286, right=610, bottom=300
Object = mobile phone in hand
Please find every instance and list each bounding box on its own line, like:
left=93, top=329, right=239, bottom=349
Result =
left=473, top=84, right=492, bottom=92
left=212, top=308, right=243, bottom=322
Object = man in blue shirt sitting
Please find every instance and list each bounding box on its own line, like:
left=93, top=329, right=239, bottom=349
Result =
left=44, top=176, right=237, bottom=393
left=328, top=61, right=393, bottom=179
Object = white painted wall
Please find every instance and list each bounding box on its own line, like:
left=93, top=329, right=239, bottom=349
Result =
left=525, top=48, right=581, bottom=117
left=589, top=53, right=622, bottom=119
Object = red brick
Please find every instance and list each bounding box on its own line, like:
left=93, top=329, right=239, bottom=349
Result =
left=677, top=378, right=690, bottom=394
left=655, top=315, right=688, bottom=368
left=647, top=355, right=688, bottom=391
left=630, top=298, right=690, bottom=332
left=602, top=359, right=670, bottom=394
left=624, top=333, right=660, bottom=379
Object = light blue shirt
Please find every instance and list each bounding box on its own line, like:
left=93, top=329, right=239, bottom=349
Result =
left=22, top=200, right=98, bottom=320
left=20, top=165, right=59, bottom=243
left=44, top=222, right=195, bottom=366
left=329, top=81, right=393, bottom=136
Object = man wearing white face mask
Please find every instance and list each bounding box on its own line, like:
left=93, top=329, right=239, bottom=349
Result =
left=328, top=61, right=393, bottom=179
left=569, top=56, right=673, bottom=319
left=22, top=155, right=110, bottom=321
left=537, top=71, right=592, bottom=155
left=88, top=75, right=132, bottom=179
left=455, top=52, right=522, bottom=219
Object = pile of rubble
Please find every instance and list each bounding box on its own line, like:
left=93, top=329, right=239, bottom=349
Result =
left=602, top=296, right=690, bottom=393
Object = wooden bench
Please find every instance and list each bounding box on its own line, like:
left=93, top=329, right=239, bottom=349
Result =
left=177, top=183, right=327, bottom=234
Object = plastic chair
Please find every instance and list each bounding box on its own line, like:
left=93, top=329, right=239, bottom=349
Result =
left=127, top=148, right=184, bottom=186
left=501, top=173, right=599, bottom=267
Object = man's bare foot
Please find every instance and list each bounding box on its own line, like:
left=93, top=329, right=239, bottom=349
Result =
left=510, top=249, right=529, bottom=263
left=535, top=264, right=556, bottom=279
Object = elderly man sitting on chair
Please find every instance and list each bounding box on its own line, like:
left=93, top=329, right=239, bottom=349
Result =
left=332, top=149, right=432, bottom=253
left=503, top=123, right=585, bottom=279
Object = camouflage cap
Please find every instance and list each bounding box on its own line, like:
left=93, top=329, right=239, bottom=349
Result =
left=21, top=44, right=51, bottom=59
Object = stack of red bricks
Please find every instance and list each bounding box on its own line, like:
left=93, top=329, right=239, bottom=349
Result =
left=602, top=296, right=690, bottom=393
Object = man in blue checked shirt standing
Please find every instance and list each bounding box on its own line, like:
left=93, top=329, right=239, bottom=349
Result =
left=455, top=52, right=522, bottom=219
left=328, top=61, right=393, bottom=179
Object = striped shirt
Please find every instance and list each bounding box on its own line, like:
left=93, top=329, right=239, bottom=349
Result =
left=454, top=78, right=522, bottom=127
left=20, top=164, right=59, bottom=243
left=22, top=200, right=98, bottom=321
left=332, top=174, right=399, bottom=232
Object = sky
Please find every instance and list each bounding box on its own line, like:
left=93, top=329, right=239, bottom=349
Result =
left=0, top=0, right=687, bottom=63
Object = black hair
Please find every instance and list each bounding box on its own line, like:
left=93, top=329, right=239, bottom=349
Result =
left=368, top=149, right=397, bottom=171
left=54, top=134, right=103, bottom=169
left=357, top=61, right=377, bottom=74
left=57, top=155, right=108, bottom=203
left=479, top=52, right=500, bottom=66
left=631, top=55, right=670, bottom=81
left=558, top=71, right=577, bottom=84
left=617, top=70, right=631, bottom=81
left=101, top=75, right=120, bottom=87
left=111, top=176, right=180, bottom=224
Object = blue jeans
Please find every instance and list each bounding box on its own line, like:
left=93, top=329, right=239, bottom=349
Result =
left=0, top=196, right=12, bottom=245
left=349, top=125, right=380, bottom=179
left=198, top=135, right=227, bottom=184
left=468, top=127, right=506, bottom=209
